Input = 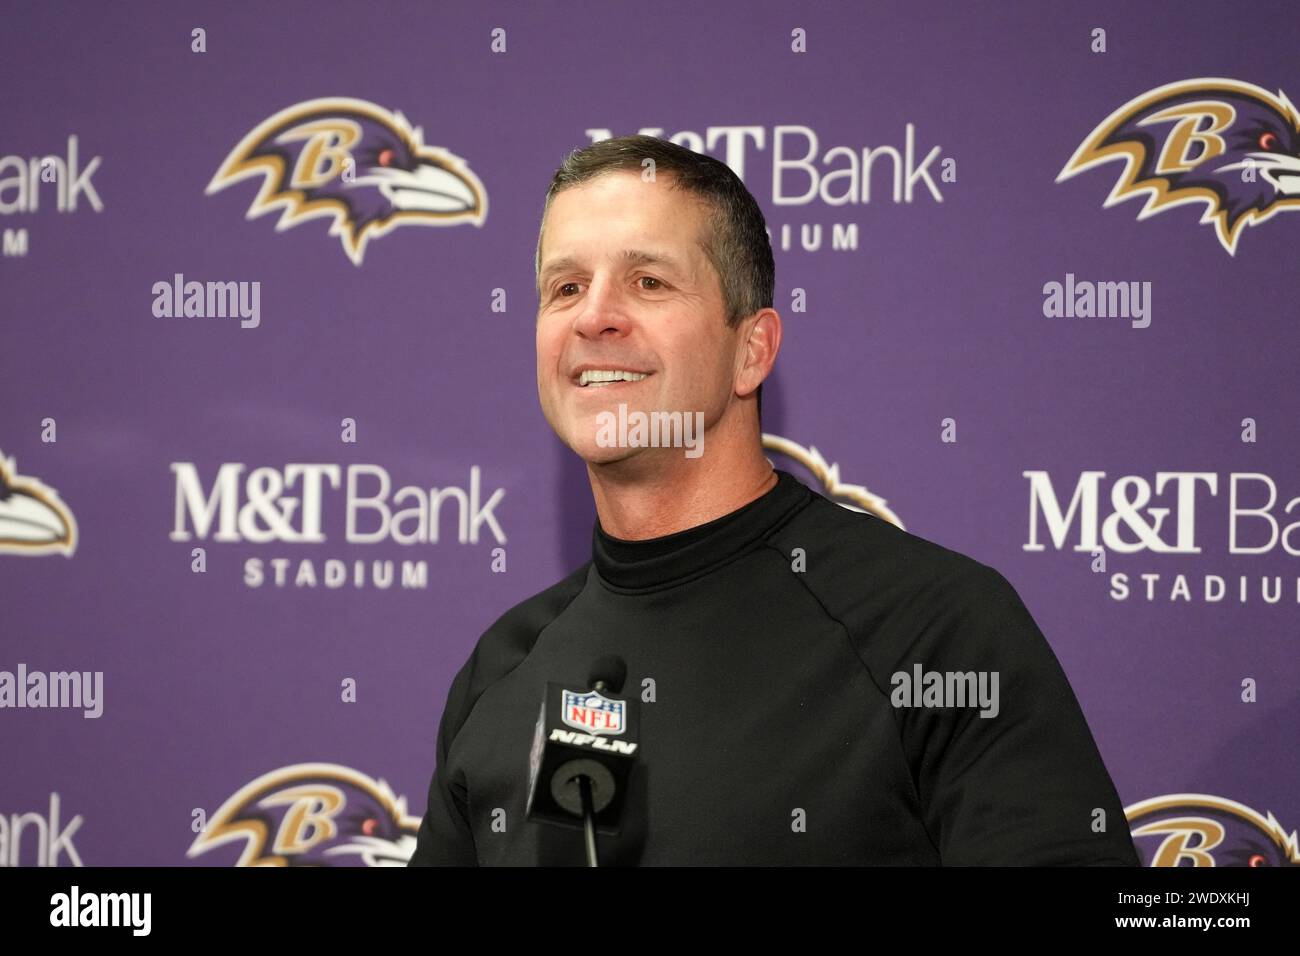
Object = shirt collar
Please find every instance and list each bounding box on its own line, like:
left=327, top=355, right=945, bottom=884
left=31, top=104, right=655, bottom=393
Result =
left=591, top=469, right=811, bottom=592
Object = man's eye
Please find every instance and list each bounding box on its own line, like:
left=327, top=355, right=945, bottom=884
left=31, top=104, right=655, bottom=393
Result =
left=553, top=277, right=662, bottom=298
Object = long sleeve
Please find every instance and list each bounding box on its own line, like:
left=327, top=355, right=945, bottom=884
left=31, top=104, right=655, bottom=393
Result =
left=408, top=652, right=479, bottom=867
left=890, top=564, right=1139, bottom=866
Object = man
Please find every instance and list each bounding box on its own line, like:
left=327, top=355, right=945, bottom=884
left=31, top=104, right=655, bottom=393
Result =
left=408, top=134, right=1139, bottom=866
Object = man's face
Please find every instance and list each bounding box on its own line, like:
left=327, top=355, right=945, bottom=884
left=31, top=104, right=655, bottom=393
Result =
left=535, top=171, right=740, bottom=465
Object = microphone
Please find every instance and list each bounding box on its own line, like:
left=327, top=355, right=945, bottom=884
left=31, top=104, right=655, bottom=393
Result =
left=587, top=655, right=627, bottom=696
left=525, top=655, right=640, bottom=866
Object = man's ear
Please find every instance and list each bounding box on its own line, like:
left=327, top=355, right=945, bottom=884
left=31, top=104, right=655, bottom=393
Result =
left=736, top=308, right=781, bottom=399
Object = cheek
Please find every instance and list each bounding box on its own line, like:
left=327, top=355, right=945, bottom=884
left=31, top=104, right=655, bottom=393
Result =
left=667, top=353, right=719, bottom=406
left=535, top=324, right=559, bottom=375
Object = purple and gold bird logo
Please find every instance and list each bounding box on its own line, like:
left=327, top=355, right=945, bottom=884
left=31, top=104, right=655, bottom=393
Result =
left=187, top=763, right=422, bottom=866
left=1058, top=78, right=1300, bottom=254
left=207, top=97, right=487, bottom=265
left=0, top=450, right=77, bottom=557
left=761, top=434, right=904, bottom=528
left=1125, top=793, right=1300, bottom=866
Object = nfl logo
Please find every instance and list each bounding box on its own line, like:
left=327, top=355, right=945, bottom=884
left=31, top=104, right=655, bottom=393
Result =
left=562, top=688, right=625, bottom=736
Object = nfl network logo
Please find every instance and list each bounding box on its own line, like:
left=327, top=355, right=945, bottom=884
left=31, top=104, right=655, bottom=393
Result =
left=562, top=689, right=625, bottom=736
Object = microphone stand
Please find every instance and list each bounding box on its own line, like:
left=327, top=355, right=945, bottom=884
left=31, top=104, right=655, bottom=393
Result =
left=578, top=676, right=609, bottom=867
left=578, top=774, right=599, bottom=867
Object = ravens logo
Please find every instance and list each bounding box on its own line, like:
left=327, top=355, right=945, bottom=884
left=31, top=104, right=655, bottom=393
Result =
left=0, top=450, right=77, bottom=557
left=1126, top=793, right=1300, bottom=866
left=207, top=97, right=487, bottom=265
left=187, top=763, right=422, bottom=866
left=761, top=433, right=904, bottom=528
left=1058, top=78, right=1300, bottom=254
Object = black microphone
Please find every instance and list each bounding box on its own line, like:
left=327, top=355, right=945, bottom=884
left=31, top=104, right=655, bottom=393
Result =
left=525, top=655, right=640, bottom=866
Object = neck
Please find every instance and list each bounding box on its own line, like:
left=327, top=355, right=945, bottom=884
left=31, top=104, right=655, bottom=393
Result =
left=587, top=414, right=775, bottom=540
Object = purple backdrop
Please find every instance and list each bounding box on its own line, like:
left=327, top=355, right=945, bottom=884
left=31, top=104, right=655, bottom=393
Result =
left=2, top=0, right=1297, bottom=867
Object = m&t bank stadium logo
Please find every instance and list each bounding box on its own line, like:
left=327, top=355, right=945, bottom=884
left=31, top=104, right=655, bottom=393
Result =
left=1058, top=78, right=1300, bottom=254
left=207, top=97, right=487, bottom=265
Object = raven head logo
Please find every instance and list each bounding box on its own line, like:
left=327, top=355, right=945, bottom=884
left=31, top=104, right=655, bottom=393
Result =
left=187, top=763, right=421, bottom=866
left=1126, top=793, right=1300, bottom=866
left=761, top=434, right=904, bottom=528
left=1058, top=78, right=1300, bottom=254
left=207, top=97, right=487, bottom=265
left=0, top=450, right=77, bottom=557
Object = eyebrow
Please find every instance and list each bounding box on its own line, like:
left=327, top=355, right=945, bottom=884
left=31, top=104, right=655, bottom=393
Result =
left=538, top=249, right=688, bottom=288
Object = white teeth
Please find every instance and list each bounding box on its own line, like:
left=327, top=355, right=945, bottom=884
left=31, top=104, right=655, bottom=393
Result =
left=579, top=369, right=649, bottom=387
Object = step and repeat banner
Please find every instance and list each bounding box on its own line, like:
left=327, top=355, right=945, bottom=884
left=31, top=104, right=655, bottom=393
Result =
left=2, top=0, right=1297, bottom=867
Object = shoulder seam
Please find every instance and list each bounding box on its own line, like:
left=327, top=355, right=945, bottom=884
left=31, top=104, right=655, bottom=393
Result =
left=448, top=563, right=590, bottom=751
left=757, top=539, right=941, bottom=857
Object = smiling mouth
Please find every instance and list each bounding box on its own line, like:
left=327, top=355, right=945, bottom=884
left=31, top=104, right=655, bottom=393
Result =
left=575, top=370, right=653, bottom=388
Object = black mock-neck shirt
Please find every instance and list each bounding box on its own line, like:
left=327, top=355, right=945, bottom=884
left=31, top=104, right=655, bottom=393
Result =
left=409, top=469, right=1138, bottom=866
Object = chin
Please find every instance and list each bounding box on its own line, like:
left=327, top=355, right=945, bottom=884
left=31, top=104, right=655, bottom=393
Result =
left=570, top=439, right=640, bottom=466
left=563, top=422, right=646, bottom=465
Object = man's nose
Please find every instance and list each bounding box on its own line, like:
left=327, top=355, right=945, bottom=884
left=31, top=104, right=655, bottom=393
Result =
left=573, top=276, right=633, bottom=337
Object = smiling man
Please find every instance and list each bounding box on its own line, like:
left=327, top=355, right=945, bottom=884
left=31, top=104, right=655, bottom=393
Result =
left=534, top=143, right=779, bottom=533
left=408, top=134, right=1139, bottom=866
